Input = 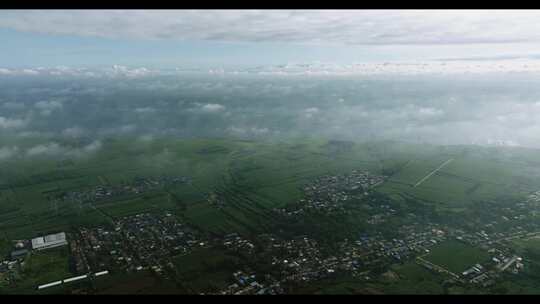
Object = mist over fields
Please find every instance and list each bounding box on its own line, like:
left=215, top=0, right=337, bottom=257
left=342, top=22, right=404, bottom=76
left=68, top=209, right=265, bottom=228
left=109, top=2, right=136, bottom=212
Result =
left=1, top=69, right=540, bottom=161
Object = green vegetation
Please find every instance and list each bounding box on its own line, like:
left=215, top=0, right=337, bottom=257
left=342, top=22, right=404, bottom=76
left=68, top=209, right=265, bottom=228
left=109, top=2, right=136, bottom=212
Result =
left=3, top=138, right=538, bottom=242
left=2, top=137, right=540, bottom=293
left=383, top=262, right=446, bottom=294
left=423, top=240, right=490, bottom=274
left=95, top=271, right=181, bottom=294
left=173, top=247, right=243, bottom=292
left=4, top=247, right=71, bottom=294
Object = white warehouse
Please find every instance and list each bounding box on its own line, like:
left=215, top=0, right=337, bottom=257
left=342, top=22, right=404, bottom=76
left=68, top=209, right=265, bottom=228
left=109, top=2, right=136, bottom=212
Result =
left=31, top=232, right=68, bottom=250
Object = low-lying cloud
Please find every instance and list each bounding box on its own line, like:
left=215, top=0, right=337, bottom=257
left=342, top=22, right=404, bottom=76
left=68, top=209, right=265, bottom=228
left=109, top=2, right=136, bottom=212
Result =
left=0, top=116, right=26, bottom=129
left=1, top=73, right=540, bottom=149
left=201, top=103, right=225, bottom=112
left=0, top=146, right=19, bottom=160
left=35, top=100, right=63, bottom=116
left=25, top=140, right=103, bottom=158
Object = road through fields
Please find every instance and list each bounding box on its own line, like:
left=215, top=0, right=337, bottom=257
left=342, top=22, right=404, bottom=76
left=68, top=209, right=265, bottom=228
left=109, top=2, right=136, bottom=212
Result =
left=414, top=158, right=454, bottom=187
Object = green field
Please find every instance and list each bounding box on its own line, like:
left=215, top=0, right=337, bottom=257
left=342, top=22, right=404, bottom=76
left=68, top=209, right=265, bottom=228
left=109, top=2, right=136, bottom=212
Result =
left=288, top=261, right=447, bottom=295
left=423, top=240, right=490, bottom=274
left=1, top=137, right=540, bottom=242
left=383, top=261, right=446, bottom=294
left=2, top=137, right=540, bottom=293
left=173, top=247, right=243, bottom=293
left=0, top=247, right=72, bottom=294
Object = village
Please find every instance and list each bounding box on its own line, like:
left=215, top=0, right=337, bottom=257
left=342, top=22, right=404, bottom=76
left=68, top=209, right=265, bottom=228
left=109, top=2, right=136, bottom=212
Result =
left=275, top=169, right=386, bottom=216
left=2, top=176, right=540, bottom=294
left=0, top=208, right=535, bottom=294
left=70, top=212, right=204, bottom=276
left=57, top=175, right=190, bottom=205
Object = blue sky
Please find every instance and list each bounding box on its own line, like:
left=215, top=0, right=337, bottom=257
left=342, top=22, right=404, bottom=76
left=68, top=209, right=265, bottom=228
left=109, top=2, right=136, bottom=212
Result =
left=2, top=10, right=540, bottom=68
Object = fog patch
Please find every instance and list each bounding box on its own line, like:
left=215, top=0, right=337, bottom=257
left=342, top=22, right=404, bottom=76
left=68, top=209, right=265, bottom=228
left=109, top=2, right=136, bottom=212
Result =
left=2, top=101, right=26, bottom=111
left=304, top=107, right=320, bottom=119
left=0, top=146, right=19, bottom=161
left=228, top=126, right=271, bottom=137
left=99, top=124, right=137, bottom=136
left=137, top=134, right=155, bottom=142
left=35, top=100, right=63, bottom=116
left=26, top=142, right=64, bottom=156
left=134, top=107, right=157, bottom=114
left=0, top=116, right=27, bottom=129
left=62, top=126, right=85, bottom=138
left=26, top=140, right=103, bottom=158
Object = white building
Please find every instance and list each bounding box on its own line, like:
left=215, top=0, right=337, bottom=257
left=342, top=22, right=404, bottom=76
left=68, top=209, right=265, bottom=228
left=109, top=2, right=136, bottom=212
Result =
left=31, top=232, right=68, bottom=250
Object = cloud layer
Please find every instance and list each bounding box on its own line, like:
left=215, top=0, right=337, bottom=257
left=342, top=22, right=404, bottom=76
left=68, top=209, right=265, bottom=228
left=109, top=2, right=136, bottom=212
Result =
left=2, top=10, right=540, bottom=45
left=1, top=72, right=540, bottom=152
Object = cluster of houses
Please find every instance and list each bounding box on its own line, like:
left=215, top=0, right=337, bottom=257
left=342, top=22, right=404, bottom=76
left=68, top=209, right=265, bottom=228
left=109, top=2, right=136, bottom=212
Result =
left=453, top=253, right=524, bottom=288
left=214, top=226, right=452, bottom=294
left=275, top=169, right=386, bottom=216
left=59, top=175, right=190, bottom=205
left=222, top=233, right=255, bottom=254
left=412, top=225, right=533, bottom=289
left=219, top=271, right=282, bottom=295
left=70, top=212, right=202, bottom=277
left=6, top=173, right=540, bottom=294
left=366, top=205, right=397, bottom=225
left=214, top=235, right=330, bottom=294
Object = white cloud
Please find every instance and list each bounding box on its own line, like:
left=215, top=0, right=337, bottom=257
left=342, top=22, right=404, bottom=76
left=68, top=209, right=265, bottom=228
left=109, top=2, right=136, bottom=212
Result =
left=0, top=116, right=26, bottom=129
left=82, top=140, right=102, bottom=153
left=228, top=125, right=270, bottom=137
left=251, top=127, right=269, bottom=135
left=304, top=107, right=320, bottom=118
left=417, top=107, right=444, bottom=117
left=26, top=140, right=103, bottom=158
left=110, top=65, right=154, bottom=78
left=1, top=10, right=540, bottom=45
left=134, top=107, right=156, bottom=114
left=486, top=139, right=520, bottom=147
left=21, top=68, right=39, bottom=75
left=201, top=103, right=225, bottom=112
left=0, top=146, right=19, bottom=161
left=35, top=100, right=63, bottom=116
left=62, top=126, right=85, bottom=138
left=26, top=142, right=64, bottom=156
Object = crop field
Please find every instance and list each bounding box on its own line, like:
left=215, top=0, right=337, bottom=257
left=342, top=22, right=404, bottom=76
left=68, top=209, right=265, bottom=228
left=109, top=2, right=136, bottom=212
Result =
left=2, top=137, right=540, bottom=294
left=383, top=261, right=446, bottom=294
left=173, top=247, right=243, bottom=293
left=379, top=145, right=540, bottom=211
left=513, top=237, right=540, bottom=255
left=1, top=137, right=540, bottom=245
left=95, top=271, right=181, bottom=294
left=0, top=247, right=72, bottom=294
left=287, top=260, right=448, bottom=295
left=423, top=240, right=490, bottom=274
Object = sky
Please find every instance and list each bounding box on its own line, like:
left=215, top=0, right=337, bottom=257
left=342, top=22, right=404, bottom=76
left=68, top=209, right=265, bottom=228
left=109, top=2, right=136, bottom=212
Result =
left=2, top=10, right=540, bottom=68
left=2, top=10, right=540, bottom=154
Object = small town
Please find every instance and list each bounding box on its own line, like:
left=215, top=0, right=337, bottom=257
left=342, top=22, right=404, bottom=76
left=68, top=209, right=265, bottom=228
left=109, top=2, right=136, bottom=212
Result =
left=275, top=170, right=386, bottom=216
left=2, top=174, right=540, bottom=294
left=57, top=175, right=190, bottom=205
